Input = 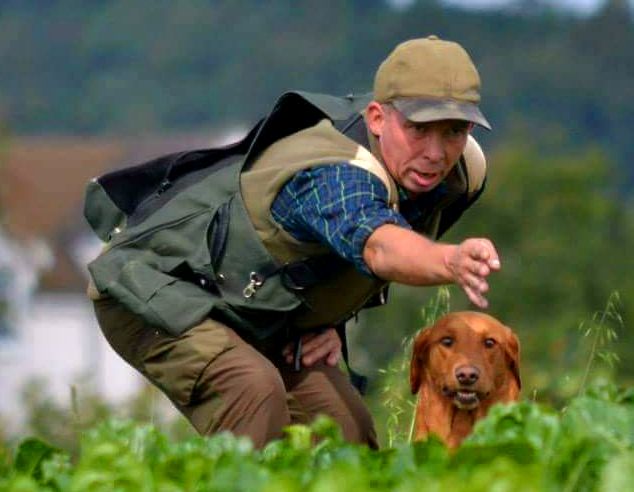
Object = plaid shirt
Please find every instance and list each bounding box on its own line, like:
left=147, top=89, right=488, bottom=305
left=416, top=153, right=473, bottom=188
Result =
left=271, top=164, right=446, bottom=276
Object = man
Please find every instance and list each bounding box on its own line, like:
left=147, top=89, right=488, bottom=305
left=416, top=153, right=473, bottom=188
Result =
left=86, top=35, right=499, bottom=449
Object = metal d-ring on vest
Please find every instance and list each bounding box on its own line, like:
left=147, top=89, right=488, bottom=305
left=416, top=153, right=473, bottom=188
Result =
left=242, top=272, right=265, bottom=299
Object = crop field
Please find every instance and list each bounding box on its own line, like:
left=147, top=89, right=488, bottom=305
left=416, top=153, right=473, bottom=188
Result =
left=2, top=382, right=634, bottom=491
left=2, top=290, right=631, bottom=491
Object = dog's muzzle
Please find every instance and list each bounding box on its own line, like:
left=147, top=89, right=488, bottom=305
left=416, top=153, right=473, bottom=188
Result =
left=442, top=386, right=483, bottom=410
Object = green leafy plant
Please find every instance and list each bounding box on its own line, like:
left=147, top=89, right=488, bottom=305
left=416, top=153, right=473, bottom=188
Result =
left=577, top=291, right=623, bottom=395
left=4, top=387, right=634, bottom=492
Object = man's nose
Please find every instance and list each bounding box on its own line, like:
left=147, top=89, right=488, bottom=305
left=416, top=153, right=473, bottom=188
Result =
left=421, top=131, right=444, bottom=164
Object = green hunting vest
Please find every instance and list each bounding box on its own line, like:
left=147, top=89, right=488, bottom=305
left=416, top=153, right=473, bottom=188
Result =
left=84, top=91, right=486, bottom=340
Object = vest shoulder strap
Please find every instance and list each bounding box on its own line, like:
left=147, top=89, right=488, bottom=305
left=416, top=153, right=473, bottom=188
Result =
left=346, top=143, right=399, bottom=210
left=462, top=135, right=487, bottom=195
left=282, top=93, right=396, bottom=205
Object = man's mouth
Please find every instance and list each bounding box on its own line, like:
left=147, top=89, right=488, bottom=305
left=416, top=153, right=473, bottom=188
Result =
left=411, top=170, right=440, bottom=189
left=442, top=387, right=481, bottom=410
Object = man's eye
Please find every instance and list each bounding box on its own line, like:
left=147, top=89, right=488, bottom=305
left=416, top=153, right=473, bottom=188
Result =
left=440, top=337, right=454, bottom=347
left=447, top=126, right=468, bottom=138
left=407, top=122, right=429, bottom=134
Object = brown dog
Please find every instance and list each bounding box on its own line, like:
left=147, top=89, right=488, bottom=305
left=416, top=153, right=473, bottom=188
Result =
left=410, top=311, right=521, bottom=448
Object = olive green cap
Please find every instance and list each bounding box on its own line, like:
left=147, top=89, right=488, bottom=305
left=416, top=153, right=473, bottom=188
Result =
left=374, top=35, right=491, bottom=130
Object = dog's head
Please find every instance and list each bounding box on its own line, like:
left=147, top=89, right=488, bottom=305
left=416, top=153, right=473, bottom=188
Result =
left=410, top=311, right=521, bottom=410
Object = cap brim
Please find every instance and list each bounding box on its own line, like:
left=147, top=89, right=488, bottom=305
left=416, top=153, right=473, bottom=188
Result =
left=392, top=98, right=492, bottom=130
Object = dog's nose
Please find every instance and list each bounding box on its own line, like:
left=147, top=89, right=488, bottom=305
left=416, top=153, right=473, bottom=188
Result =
left=455, top=365, right=480, bottom=386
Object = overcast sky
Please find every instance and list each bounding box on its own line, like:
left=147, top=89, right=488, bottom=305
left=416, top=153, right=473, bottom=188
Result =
left=390, top=0, right=633, bottom=15
left=441, top=0, right=605, bottom=14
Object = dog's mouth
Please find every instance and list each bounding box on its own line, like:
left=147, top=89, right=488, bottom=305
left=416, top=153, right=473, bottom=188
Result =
left=442, top=387, right=483, bottom=410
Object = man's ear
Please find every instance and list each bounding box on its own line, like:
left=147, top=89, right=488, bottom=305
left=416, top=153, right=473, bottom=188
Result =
left=365, top=101, right=386, bottom=138
left=410, top=328, right=432, bottom=394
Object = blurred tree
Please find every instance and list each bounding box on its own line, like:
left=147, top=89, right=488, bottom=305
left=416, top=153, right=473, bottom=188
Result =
left=1, top=0, right=632, bottom=179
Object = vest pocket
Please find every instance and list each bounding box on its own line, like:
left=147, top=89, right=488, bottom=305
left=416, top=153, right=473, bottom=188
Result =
left=92, top=203, right=232, bottom=336
left=116, top=258, right=179, bottom=302
left=109, top=259, right=219, bottom=336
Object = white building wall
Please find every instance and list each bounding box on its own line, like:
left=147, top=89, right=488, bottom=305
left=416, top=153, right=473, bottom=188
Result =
left=0, top=293, right=143, bottom=428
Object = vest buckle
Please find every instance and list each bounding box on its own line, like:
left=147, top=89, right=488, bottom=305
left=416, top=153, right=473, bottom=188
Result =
left=243, top=272, right=265, bottom=299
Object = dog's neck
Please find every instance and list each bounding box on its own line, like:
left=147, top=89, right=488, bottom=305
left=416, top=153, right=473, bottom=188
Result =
left=413, top=383, right=492, bottom=449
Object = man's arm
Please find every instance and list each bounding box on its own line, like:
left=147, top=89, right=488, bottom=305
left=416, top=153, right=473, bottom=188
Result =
left=363, top=224, right=500, bottom=308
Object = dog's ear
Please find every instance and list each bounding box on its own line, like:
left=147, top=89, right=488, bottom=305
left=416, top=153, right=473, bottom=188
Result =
left=410, top=328, right=432, bottom=395
left=502, top=328, right=522, bottom=398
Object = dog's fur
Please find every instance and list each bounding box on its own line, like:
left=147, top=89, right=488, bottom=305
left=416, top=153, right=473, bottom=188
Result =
left=410, top=311, right=521, bottom=448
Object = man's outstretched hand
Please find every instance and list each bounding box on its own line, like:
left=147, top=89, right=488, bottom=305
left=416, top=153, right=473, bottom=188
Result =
left=445, top=238, right=501, bottom=309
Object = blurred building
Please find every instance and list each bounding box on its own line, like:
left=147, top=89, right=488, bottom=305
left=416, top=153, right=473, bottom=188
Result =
left=0, top=129, right=245, bottom=427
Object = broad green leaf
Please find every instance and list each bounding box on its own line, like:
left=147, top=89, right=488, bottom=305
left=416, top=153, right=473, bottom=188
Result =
left=600, top=452, right=634, bottom=492
left=13, top=438, right=59, bottom=479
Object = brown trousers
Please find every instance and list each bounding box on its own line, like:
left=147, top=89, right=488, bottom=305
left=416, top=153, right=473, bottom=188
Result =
left=93, top=297, right=377, bottom=449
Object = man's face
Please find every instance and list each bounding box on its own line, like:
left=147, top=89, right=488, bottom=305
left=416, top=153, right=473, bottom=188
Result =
left=366, top=103, right=472, bottom=196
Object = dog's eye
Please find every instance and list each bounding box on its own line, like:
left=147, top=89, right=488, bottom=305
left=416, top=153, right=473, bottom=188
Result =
left=484, top=338, right=497, bottom=348
left=440, top=337, right=454, bottom=347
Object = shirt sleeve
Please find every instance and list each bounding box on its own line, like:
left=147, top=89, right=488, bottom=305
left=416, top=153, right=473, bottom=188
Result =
left=271, top=163, right=411, bottom=276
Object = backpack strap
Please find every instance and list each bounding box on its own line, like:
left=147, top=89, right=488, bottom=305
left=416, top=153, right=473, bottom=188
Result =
left=242, top=91, right=372, bottom=168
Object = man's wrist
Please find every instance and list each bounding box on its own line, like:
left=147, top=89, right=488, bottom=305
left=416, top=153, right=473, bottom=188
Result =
left=442, top=243, right=460, bottom=283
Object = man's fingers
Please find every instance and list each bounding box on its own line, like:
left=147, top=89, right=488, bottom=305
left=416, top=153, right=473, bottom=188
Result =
left=471, top=245, right=490, bottom=262
left=463, top=273, right=489, bottom=294
left=474, top=239, right=501, bottom=270
left=464, top=284, right=489, bottom=309
left=283, top=328, right=342, bottom=368
left=282, top=332, right=319, bottom=357
left=464, top=238, right=500, bottom=265
left=301, top=331, right=332, bottom=353
left=465, top=258, right=490, bottom=278
left=451, top=238, right=499, bottom=310
left=459, top=239, right=501, bottom=280
left=302, top=338, right=340, bottom=367
left=326, top=350, right=341, bottom=367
